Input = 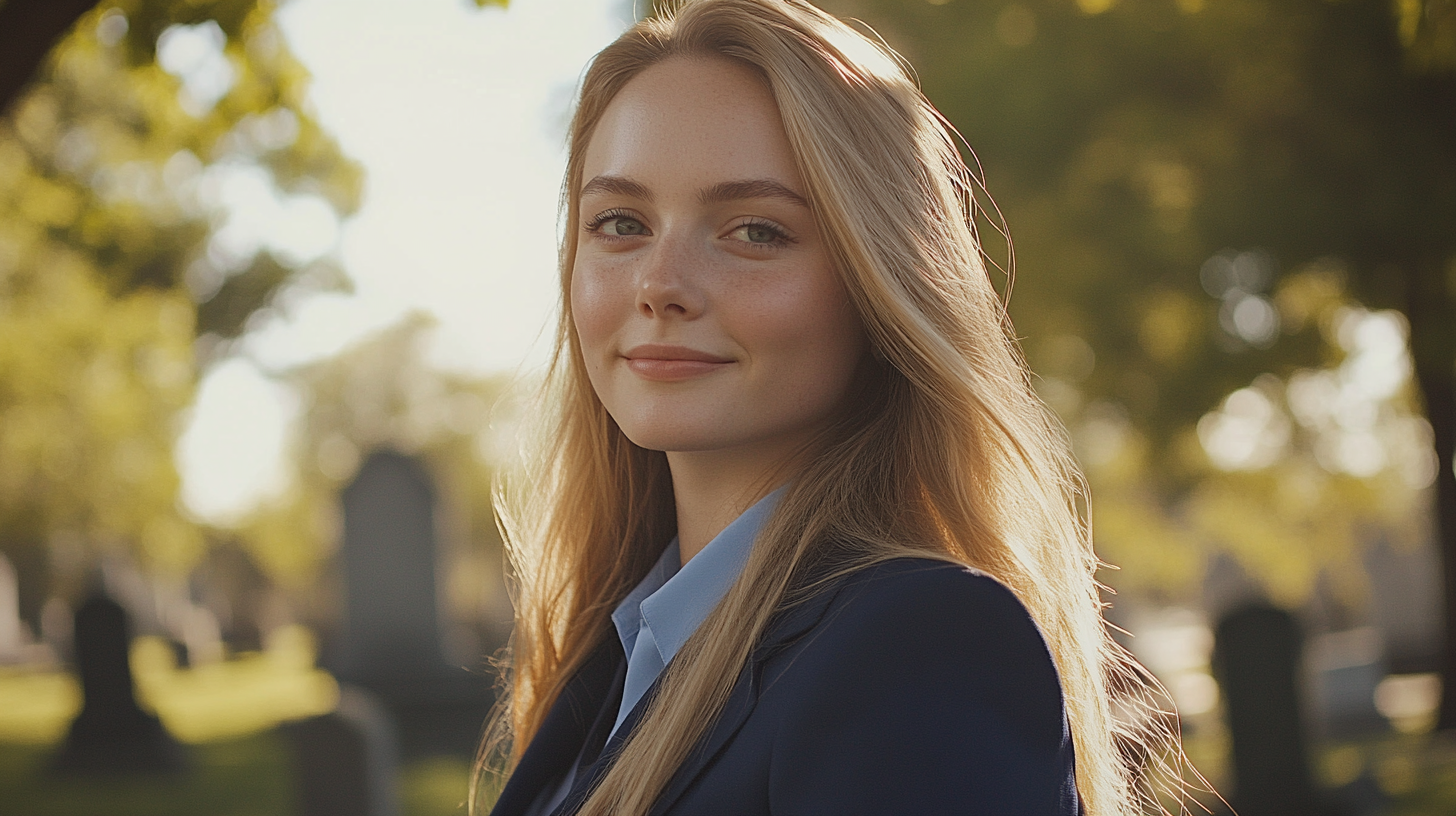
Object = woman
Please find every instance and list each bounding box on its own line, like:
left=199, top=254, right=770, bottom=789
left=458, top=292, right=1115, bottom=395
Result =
left=477, top=0, right=1175, bottom=813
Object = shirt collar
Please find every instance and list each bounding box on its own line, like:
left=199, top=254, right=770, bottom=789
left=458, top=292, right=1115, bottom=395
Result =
left=612, top=485, right=786, bottom=667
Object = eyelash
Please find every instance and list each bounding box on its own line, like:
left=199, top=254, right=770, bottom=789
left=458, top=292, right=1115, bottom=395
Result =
left=731, top=218, right=796, bottom=249
left=583, top=208, right=640, bottom=236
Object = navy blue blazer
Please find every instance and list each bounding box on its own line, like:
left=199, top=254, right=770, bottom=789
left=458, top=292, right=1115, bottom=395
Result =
left=489, top=558, right=1083, bottom=816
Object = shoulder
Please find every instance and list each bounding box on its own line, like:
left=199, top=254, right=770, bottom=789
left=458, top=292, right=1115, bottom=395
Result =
left=831, top=557, right=1034, bottom=621
left=756, top=558, right=1079, bottom=813
left=820, top=558, right=1053, bottom=667
left=770, top=557, right=1066, bottom=744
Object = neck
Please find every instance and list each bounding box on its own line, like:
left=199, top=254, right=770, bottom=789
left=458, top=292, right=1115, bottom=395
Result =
left=666, top=444, right=798, bottom=565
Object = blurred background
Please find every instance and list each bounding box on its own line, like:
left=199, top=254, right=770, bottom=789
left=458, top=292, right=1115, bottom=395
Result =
left=0, top=0, right=1452, bottom=813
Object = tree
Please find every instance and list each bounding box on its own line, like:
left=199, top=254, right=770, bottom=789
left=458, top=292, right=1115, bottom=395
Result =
left=0, top=0, right=104, bottom=116
left=821, top=0, right=1456, bottom=720
left=0, top=0, right=360, bottom=629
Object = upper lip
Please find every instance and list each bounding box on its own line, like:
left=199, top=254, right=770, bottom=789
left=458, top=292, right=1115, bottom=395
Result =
left=624, top=344, right=733, bottom=363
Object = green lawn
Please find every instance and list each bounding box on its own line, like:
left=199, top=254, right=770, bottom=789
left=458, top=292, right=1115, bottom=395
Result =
left=0, top=735, right=475, bottom=816
left=1172, top=726, right=1456, bottom=815
left=10, top=726, right=1456, bottom=815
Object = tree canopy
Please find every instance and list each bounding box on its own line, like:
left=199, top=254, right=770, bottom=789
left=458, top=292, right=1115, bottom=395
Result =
left=0, top=0, right=361, bottom=600
left=821, top=0, right=1456, bottom=715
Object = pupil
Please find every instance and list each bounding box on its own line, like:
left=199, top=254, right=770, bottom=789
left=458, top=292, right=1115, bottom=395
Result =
left=748, top=225, right=772, bottom=242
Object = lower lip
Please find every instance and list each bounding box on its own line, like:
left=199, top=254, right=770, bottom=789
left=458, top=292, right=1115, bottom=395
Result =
left=626, top=358, right=732, bottom=381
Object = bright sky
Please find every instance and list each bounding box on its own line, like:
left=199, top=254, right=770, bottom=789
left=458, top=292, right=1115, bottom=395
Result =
left=175, top=0, right=632, bottom=522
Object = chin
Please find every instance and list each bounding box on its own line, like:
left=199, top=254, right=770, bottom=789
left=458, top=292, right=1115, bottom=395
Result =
left=616, top=424, right=725, bottom=453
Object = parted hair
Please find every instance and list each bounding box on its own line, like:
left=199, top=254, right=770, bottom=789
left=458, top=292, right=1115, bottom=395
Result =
left=474, top=1, right=1183, bottom=814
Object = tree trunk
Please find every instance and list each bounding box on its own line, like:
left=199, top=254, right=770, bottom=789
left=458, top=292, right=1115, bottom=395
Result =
left=1424, top=366, right=1456, bottom=730
left=1404, top=256, right=1456, bottom=730
left=0, top=0, right=102, bottom=116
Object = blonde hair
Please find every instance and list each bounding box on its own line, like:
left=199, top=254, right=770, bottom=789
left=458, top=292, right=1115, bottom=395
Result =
left=475, top=1, right=1184, bottom=814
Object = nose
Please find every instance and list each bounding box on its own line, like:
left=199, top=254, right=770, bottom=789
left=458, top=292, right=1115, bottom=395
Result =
left=635, top=232, right=704, bottom=319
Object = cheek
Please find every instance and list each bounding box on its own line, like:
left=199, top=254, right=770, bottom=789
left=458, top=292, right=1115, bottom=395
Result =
left=741, top=271, right=865, bottom=393
left=570, top=261, right=625, bottom=357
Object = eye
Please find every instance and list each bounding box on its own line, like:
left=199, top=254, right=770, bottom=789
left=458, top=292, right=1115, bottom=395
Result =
left=728, top=219, right=794, bottom=248
left=585, top=209, right=650, bottom=238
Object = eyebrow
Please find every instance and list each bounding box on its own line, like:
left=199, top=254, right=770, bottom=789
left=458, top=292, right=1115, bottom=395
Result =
left=699, top=179, right=808, bottom=208
left=579, top=175, right=652, bottom=202
left=578, top=175, right=809, bottom=208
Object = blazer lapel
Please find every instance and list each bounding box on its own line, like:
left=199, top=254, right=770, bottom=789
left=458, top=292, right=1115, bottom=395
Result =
left=490, top=638, right=625, bottom=816
left=646, top=583, right=846, bottom=816
left=548, top=573, right=852, bottom=816
left=551, top=664, right=658, bottom=816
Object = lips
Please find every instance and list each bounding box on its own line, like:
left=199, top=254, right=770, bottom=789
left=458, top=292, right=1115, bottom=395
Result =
left=623, top=344, right=734, bottom=381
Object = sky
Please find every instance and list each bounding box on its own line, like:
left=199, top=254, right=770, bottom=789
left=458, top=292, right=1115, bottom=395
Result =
left=175, top=0, right=633, bottom=522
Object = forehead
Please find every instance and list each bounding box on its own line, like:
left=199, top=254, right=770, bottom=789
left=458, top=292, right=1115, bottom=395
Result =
left=579, top=55, right=804, bottom=196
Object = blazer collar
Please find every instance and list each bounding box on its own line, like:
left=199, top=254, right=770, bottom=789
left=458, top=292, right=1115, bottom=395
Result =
left=489, top=637, right=625, bottom=816
left=646, top=578, right=846, bottom=816
left=503, top=573, right=848, bottom=816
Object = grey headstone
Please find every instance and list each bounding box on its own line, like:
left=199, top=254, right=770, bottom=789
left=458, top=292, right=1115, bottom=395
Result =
left=326, top=449, right=491, bottom=758
left=0, top=553, right=21, bottom=662
left=331, top=450, right=449, bottom=684
left=1307, top=627, right=1387, bottom=739
left=1364, top=538, right=1442, bottom=673
left=283, top=685, right=400, bottom=816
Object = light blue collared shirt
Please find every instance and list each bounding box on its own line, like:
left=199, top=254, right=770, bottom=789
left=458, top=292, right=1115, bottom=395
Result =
left=524, top=486, right=785, bottom=816
left=609, top=485, right=785, bottom=737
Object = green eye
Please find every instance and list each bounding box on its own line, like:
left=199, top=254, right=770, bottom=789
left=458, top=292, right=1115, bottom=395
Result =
left=607, top=217, right=646, bottom=236
left=745, top=224, right=777, bottom=243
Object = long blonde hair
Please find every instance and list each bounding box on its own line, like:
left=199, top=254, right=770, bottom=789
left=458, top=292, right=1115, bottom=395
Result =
left=476, top=1, right=1181, bottom=813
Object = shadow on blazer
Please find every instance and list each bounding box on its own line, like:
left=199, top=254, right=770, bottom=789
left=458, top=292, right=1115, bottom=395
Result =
left=489, top=558, right=1084, bottom=816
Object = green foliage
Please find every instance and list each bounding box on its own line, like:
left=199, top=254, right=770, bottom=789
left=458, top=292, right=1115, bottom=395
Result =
left=0, top=0, right=360, bottom=577
left=824, top=0, right=1456, bottom=600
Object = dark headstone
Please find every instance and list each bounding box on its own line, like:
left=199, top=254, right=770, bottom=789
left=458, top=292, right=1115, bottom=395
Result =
left=50, top=594, right=187, bottom=774
left=325, top=450, right=491, bottom=758
left=1213, top=604, right=1318, bottom=816
left=8, top=541, right=48, bottom=644
left=282, top=685, right=400, bottom=816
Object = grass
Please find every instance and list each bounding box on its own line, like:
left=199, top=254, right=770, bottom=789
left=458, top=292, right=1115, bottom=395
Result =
left=0, top=626, right=481, bottom=815
left=1171, top=722, right=1456, bottom=815
left=0, top=733, right=291, bottom=816
left=0, top=735, right=475, bottom=816
left=10, top=727, right=1456, bottom=814
left=0, top=629, right=337, bottom=746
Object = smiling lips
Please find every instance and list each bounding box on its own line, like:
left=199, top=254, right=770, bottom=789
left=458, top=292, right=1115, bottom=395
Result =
left=624, top=344, right=734, bottom=381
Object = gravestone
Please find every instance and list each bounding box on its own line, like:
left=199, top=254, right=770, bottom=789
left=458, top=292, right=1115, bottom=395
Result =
left=282, top=685, right=400, bottom=816
left=1307, top=627, right=1388, bottom=739
left=1213, top=604, right=1318, bottom=816
left=0, top=553, right=22, bottom=662
left=50, top=594, right=187, bottom=774
left=1364, top=538, right=1442, bottom=673
left=325, top=450, right=491, bottom=758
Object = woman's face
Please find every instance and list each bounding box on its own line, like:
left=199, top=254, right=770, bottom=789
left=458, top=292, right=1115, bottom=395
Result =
left=572, top=56, right=866, bottom=460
